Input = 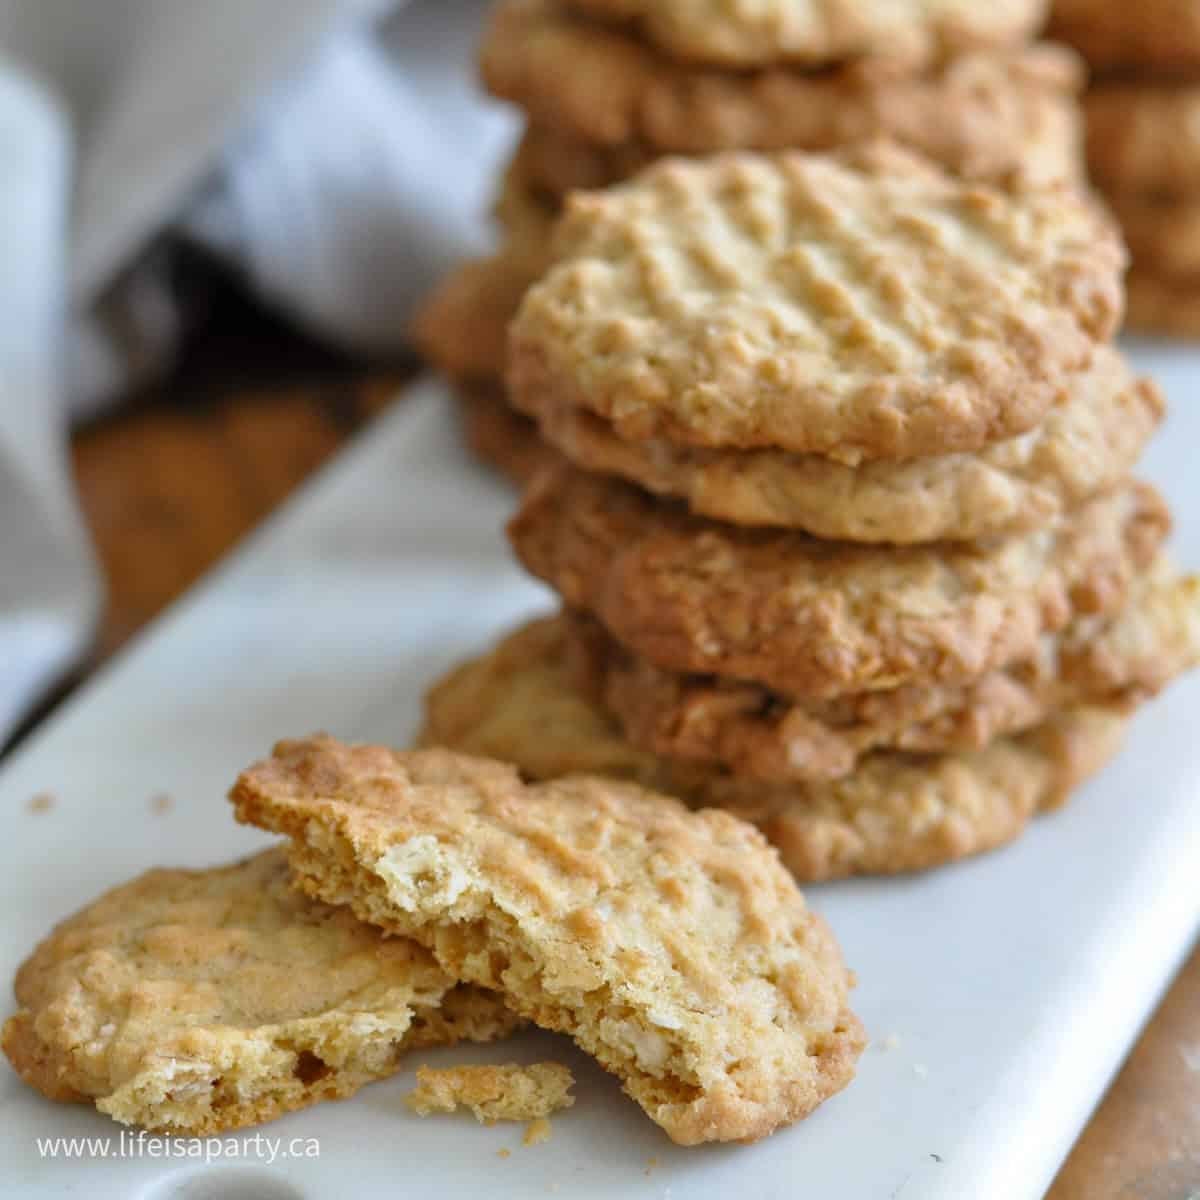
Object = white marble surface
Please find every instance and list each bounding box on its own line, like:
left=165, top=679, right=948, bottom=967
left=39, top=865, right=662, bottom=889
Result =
left=0, top=366, right=1196, bottom=1200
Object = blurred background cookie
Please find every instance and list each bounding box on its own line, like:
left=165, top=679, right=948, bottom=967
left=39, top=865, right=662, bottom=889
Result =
left=419, top=0, right=1089, bottom=473
left=1052, top=0, right=1200, bottom=334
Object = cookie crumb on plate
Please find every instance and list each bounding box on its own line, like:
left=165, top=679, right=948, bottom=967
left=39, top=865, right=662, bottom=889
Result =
left=406, top=1063, right=574, bottom=1123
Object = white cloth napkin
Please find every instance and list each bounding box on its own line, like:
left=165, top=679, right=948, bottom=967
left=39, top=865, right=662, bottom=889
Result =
left=0, top=67, right=98, bottom=740
left=0, top=0, right=515, bottom=742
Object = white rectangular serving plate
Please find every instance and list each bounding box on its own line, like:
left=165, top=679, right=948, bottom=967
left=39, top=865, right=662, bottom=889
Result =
left=1, top=354, right=1197, bottom=1200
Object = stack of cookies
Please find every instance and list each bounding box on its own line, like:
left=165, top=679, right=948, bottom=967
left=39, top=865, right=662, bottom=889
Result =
left=1052, top=0, right=1200, bottom=335
left=416, top=0, right=1089, bottom=478
left=423, top=147, right=1200, bottom=882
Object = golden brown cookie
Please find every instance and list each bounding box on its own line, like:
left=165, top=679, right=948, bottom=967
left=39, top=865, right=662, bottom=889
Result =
left=1051, top=0, right=1200, bottom=71
left=1086, top=83, right=1200, bottom=198
left=494, top=154, right=562, bottom=240
left=1126, top=266, right=1200, bottom=338
left=422, top=615, right=668, bottom=784
left=558, top=0, right=1048, bottom=70
left=1107, top=192, right=1200, bottom=279
left=516, top=346, right=1162, bottom=541
left=412, top=241, right=550, bottom=383
left=513, top=128, right=658, bottom=200
left=406, top=1062, right=575, bottom=1122
left=231, top=741, right=865, bottom=1145
left=456, top=381, right=554, bottom=485
left=578, top=561, right=1199, bottom=780
left=419, top=616, right=1131, bottom=880
left=509, top=147, right=1123, bottom=463
left=411, top=163, right=556, bottom=385
left=718, top=706, right=1128, bottom=881
left=509, top=465, right=1170, bottom=698
left=485, top=2, right=1081, bottom=180
left=1, top=849, right=519, bottom=1134
left=513, top=80, right=1082, bottom=199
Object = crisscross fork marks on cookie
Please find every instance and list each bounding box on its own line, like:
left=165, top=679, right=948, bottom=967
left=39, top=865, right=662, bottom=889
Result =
left=511, top=148, right=1123, bottom=461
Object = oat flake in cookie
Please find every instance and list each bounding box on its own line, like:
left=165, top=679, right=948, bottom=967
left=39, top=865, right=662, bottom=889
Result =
left=231, top=740, right=865, bottom=1145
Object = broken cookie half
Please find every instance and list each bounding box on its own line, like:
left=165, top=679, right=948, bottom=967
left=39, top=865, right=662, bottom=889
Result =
left=231, top=739, right=865, bottom=1145
left=2, top=848, right=519, bottom=1134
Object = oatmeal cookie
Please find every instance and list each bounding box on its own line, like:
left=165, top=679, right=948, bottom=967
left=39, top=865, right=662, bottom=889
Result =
left=508, top=466, right=1169, bottom=697
left=2, top=849, right=518, bottom=1133
left=1126, top=267, right=1200, bottom=339
left=1086, top=83, right=1200, bottom=198
left=457, top=381, right=554, bottom=485
left=484, top=2, right=1080, bottom=182
left=579, top=562, right=1199, bottom=780
left=1051, top=0, right=1200, bottom=71
left=1106, top=192, right=1200, bottom=280
left=561, top=0, right=1046, bottom=68
left=413, top=241, right=550, bottom=383
left=508, top=147, right=1123, bottom=462
left=231, top=741, right=864, bottom=1144
left=516, top=346, right=1161, bottom=540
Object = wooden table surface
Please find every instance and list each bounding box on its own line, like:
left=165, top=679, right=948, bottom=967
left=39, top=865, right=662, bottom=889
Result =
left=37, top=286, right=1200, bottom=1198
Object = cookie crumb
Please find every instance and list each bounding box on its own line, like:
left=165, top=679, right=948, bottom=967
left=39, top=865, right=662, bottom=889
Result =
left=28, top=793, right=54, bottom=814
left=150, top=793, right=172, bottom=814
left=406, top=1063, right=574, bottom=1123
left=880, top=1034, right=901, bottom=1052
left=497, top=1148, right=511, bottom=1160
left=524, top=1117, right=552, bottom=1146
